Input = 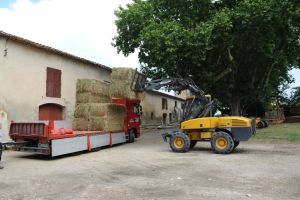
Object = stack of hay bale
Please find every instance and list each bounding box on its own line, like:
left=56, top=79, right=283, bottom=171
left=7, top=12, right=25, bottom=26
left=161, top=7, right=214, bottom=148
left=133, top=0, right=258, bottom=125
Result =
left=110, top=67, right=145, bottom=100
left=73, top=79, right=126, bottom=131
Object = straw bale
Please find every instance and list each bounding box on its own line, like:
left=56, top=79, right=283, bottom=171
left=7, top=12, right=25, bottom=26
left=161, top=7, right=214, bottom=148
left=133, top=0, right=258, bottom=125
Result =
left=87, top=117, right=106, bottom=131
left=72, top=118, right=88, bottom=131
left=88, top=116, right=125, bottom=131
left=88, top=103, right=126, bottom=131
left=74, top=103, right=122, bottom=118
left=76, top=92, right=111, bottom=104
left=73, top=103, right=126, bottom=131
left=110, top=68, right=144, bottom=100
left=76, top=79, right=111, bottom=95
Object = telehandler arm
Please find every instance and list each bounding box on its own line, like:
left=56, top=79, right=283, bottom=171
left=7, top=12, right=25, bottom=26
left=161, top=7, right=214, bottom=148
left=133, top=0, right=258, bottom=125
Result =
left=131, top=70, right=219, bottom=120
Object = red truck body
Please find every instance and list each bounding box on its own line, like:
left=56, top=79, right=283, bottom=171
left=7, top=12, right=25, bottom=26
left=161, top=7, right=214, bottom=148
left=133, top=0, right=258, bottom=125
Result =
left=8, top=98, right=142, bottom=157
left=112, top=98, right=141, bottom=139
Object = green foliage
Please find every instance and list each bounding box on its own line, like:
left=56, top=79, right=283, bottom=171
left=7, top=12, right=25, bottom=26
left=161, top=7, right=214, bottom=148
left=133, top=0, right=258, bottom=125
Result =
left=113, top=0, right=300, bottom=115
left=289, top=87, right=300, bottom=105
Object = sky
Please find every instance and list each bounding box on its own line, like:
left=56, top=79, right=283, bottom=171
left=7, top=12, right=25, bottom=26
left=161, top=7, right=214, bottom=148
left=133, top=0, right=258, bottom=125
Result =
left=0, top=0, right=139, bottom=68
left=0, top=0, right=299, bottom=92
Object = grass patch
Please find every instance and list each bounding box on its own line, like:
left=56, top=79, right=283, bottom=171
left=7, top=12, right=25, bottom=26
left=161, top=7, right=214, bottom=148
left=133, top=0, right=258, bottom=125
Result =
left=253, top=123, right=300, bottom=141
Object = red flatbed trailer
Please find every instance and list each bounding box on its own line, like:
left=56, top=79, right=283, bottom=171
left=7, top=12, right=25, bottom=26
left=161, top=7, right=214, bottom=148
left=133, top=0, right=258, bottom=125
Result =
left=8, top=98, right=142, bottom=157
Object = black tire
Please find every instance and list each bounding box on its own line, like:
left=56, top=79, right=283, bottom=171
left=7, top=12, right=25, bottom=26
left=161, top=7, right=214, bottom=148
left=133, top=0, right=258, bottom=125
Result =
left=169, top=131, right=190, bottom=153
left=128, top=129, right=135, bottom=143
left=262, top=120, right=268, bottom=127
left=257, top=121, right=264, bottom=129
left=233, top=141, right=240, bottom=149
left=211, top=131, right=234, bottom=154
left=190, top=141, right=197, bottom=149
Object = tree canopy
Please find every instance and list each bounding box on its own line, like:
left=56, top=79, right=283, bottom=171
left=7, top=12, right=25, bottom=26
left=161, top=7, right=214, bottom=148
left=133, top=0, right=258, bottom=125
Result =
left=113, top=0, right=300, bottom=115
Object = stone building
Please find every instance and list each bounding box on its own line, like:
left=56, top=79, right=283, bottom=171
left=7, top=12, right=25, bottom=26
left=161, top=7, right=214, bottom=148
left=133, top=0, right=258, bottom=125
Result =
left=0, top=31, right=111, bottom=140
left=141, top=90, right=184, bottom=126
left=0, top=31, right=185, bottom=140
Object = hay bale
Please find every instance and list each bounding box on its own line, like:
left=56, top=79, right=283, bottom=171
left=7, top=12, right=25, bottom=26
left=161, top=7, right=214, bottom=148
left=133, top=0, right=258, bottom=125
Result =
left=110, top=68, right=144, bottom=99
left=76, top=92, right=111, bottom=104
left=73, top=103, right=126, bottom=131
left=88, top=116, right=125, bottom=131
left=74, top=103, right=119, bottom=118
left=72, top=118, right=88, bottom=131
left=76, top=79, right=111, bottom=95
left=87, top=117, right=106, bottom=131
left=74, top=104, right=90, bottom=119
left=88, top=104, right=126, bottom=131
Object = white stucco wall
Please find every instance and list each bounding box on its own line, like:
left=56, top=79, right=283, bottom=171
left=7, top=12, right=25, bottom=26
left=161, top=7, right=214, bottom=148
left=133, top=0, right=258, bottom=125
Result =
left=0, top=37, right=111, bottom=140
left=141, top=91, right=184, bottom=126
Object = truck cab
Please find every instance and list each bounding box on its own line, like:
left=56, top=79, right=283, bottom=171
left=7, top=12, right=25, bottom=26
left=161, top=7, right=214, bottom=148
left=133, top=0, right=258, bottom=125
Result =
left=112, top=98, right=142, bottom=142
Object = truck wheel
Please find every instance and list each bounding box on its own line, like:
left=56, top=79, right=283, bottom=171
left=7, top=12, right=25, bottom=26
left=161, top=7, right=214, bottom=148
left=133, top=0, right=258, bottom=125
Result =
left=190, top=141, right=197, bottom=149
left=233, top=141, right=240, bottom=149
left=128, top=129, right=135, bottom=143
left=169, top=131, right=190, bottom=153
left=211, top=132, right=234, bottom=154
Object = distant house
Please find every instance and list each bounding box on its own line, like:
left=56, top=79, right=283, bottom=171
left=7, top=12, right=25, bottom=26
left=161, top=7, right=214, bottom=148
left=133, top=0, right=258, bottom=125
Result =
left=141, top=90, right=184, bottom=126
left=0, top=31, right=111, bottom=140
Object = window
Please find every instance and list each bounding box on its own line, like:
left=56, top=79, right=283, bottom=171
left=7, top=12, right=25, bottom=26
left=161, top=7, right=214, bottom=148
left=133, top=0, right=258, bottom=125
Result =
left=151, top=112, right=154, bottom=120
left=162, top=113, right=167, bottom=125
left=169, top=113, right=172, bottom=123
left=175, top=101, right=177, bottom=108
left=162, top=98, right=168, bottom=110
left=46, top=67, right=61, bottom=98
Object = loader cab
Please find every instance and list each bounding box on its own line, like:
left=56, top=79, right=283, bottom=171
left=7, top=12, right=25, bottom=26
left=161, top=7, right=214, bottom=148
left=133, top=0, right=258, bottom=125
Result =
left=133, top=104, right=143, bottom=115
left=183, top=94, right=213, bottom=120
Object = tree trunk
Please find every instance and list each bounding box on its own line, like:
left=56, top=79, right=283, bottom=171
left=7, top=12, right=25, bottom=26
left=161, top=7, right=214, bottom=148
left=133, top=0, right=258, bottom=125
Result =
left=230, top=98, right=241, bottom=116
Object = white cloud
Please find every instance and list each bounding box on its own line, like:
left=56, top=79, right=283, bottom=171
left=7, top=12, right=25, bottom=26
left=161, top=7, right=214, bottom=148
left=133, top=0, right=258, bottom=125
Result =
left=0, top=0, right=140, bottom=68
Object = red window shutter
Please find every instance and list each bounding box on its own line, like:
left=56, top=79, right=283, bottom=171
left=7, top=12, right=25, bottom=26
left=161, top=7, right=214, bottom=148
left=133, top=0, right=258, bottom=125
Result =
left=46, top=67, right=61, bottom=98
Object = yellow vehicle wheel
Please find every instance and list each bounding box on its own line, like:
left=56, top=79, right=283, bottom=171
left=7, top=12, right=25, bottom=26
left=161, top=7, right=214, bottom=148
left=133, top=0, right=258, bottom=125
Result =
left=169, top=131, right=190, bottom=153
left=216, top=138, right=228, bottom=149
left=174, top=137, right=184, bottom=148
left=257, top=121, right=264, bottom=129
left=211, top=131, right=234, bottom=154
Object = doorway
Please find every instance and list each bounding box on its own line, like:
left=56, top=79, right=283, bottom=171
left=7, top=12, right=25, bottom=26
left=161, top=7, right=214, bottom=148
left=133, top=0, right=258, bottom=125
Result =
left=39, top=104, right=63, bottom=120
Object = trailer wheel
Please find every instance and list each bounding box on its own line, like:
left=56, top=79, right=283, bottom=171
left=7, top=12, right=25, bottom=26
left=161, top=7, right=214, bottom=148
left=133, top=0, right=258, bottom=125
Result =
left=128, top=129, right=135, bottom=143
left=169, top=131, right=190, bottom=153
left=190, top=141, right=197, bottom=149
left=211, top=131, right=234, bottom=154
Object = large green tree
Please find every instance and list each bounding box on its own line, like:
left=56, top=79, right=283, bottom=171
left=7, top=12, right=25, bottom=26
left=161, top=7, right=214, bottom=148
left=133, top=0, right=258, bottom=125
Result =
left=113, top=0, right=300, bottom=115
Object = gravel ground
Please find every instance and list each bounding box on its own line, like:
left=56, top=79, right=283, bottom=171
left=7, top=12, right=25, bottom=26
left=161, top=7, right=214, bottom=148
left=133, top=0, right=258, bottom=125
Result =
left=0, top=128, right=299, bottom=200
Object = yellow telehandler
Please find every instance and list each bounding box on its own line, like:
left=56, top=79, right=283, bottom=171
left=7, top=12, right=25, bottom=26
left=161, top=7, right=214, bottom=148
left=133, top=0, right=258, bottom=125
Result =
left=133, top=73, right=255, bottom=154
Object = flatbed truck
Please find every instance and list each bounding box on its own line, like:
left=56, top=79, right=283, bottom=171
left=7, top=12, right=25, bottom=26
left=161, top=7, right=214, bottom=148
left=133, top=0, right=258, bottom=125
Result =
left=7, top=98, right=142, bottom=157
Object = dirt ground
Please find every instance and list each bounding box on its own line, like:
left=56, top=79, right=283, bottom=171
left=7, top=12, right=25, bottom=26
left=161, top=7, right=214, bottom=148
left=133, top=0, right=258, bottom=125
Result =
left=0, top=128, right=299, bottom=200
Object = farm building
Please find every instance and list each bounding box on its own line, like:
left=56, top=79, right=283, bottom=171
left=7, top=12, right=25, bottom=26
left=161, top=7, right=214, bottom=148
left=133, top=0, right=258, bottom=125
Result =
left=141, top=90, right=184, bottom=126
left=0, top=31, right=184, bottom=140
left=0, top=31, right=112, bottom=141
